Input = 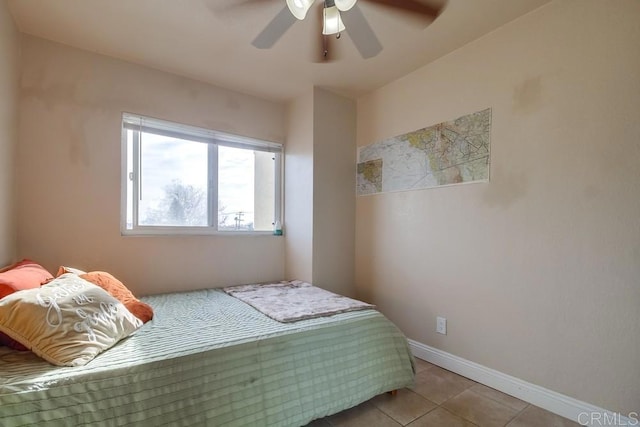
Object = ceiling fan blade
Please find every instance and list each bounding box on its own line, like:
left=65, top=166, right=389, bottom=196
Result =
left=364, top=0, right=443, bottom=19
left=205, top=0, right=279, bottom=16
left=342, top=4, right=382, bottom=59
left=252, top=6, right=297, bottom=49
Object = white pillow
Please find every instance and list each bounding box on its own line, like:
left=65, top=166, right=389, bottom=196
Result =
left=0, top=273, right=143, bottom=366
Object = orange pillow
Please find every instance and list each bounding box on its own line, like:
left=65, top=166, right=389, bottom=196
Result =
left=80, top=271, right=153, bottom=323
left=0, top=259, right=53, bottom=300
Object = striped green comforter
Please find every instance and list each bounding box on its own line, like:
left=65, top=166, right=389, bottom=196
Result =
left=0, top=289, right=415, bottom=426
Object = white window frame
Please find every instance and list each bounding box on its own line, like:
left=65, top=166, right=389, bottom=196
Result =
left=121, top=113, right=283, bottom=236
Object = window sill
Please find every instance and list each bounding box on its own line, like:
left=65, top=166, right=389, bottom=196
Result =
left=121, top=228, right=280, bottom=237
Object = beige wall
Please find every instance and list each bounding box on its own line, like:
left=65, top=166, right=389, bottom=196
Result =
left=284, top=89, right=314, bottom=283
left=16, top=35, right=286, bottom=296
left=284, top=88, right=356, bottom=296
left=312, top=88, right=356, bottom=296
left=0, top=0, right=19, bottom=266
left=355, top=0, right=640, bottom=415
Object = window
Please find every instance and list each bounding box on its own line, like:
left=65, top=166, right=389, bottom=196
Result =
left=122, top=113, right=282, bottom=235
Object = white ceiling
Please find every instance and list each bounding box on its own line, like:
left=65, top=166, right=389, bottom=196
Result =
left=7, top=0, right=550, bottom=102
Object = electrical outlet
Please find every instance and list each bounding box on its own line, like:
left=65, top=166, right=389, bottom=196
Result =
left=436, top=316, right=447, bottom=335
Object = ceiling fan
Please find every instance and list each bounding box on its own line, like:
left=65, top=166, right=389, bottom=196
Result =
left=250, top=0, right=444, bottom=62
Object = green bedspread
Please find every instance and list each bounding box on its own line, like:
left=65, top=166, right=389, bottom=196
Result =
left=0, top=288, right=415, bottom=426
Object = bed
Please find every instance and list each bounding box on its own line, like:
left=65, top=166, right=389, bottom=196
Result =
left=0, top=288, right=415, bottom=426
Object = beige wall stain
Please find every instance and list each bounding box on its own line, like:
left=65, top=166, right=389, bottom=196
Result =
left=67, top=115, right=91, bottom=166
left=15, top=35, right=286, bottom=294
left=355, top=0, right=640, bottom=415
left=512, top=76, right=543, bottom=114
left=481, top=166, right=528, bottom=209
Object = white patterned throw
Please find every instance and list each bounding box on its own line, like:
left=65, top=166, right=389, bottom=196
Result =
left=223, top=281, right=374, bottom=323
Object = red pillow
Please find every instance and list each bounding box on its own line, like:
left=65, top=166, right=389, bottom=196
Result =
left=0, top=334, right=28, bottom=351
left=0, top=259, right=53, bottom=351
left=80, top=271, right=153, bottom=323
left=0, top=259, right=53, bottom=299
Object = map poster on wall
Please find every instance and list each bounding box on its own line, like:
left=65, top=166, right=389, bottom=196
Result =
left=357, top=108, right=491, bottom=196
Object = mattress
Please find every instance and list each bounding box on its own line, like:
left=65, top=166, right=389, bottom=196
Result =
left=0, top=288, right=414, bottom=426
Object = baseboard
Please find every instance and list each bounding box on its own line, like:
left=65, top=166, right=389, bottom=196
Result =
left=408, top=339, right=635, bottom=427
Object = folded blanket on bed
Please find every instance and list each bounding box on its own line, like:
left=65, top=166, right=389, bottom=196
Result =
left=223, top=280, right=375, bottom=322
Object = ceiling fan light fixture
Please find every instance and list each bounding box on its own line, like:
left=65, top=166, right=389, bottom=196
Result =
left=334, top=0, right=357, bottom=12
left=322, top=5, right=346, bottom=35
left=286, top=0, right=314, bottom=20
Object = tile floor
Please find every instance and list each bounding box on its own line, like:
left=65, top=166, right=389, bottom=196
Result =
left=306, top=358, right=580, bottom=427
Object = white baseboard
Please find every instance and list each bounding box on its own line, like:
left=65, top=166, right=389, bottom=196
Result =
left=408, top=339, right=635, bottom=427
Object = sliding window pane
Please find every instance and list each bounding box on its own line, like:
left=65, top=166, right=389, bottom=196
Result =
left=138, top=133, right=208, bottom=226
left=218, top=146, right=256, bottom=231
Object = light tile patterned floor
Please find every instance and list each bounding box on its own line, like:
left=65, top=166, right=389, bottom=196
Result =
left=306, top=358, right=579, bottom=427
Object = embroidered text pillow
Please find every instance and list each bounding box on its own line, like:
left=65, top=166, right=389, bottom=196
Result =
left=0, top=273, right=143, bottom=366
